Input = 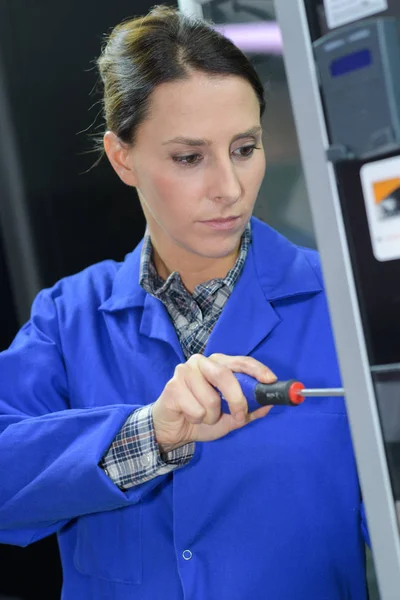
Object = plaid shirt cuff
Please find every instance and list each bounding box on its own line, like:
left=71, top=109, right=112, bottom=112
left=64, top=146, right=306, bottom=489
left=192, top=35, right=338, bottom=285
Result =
left=100, top=404, right=195, bottom=490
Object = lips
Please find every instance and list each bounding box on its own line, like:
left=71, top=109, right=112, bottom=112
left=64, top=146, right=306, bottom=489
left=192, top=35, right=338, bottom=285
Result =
left=200, top=216, right=240, bottom=230
left=202, top=216, right=239, bottom=223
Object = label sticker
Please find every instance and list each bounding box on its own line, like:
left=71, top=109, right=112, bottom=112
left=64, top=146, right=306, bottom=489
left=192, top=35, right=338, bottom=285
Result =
left=323, top=0, right=388, bottom=29
left=360, top=156, right=400, bottom=262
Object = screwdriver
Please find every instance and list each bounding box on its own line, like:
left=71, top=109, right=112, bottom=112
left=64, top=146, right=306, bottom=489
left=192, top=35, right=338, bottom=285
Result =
left=220, top=373, right=344, bottom=414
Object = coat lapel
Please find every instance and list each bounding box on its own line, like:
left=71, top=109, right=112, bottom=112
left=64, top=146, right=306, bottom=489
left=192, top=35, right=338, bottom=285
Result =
left=204, top=217, right=323, bottom=358
left=204, top=246, right=280, bottom=357
left=98, top=240, right=184, bottom=362
left=139, top=293, right=185, bottom=362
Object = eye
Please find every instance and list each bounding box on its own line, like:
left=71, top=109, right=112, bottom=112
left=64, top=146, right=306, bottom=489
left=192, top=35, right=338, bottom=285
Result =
left=232, top=144, right=260, bottom=159
left=172, top=154, right=202, bottom=167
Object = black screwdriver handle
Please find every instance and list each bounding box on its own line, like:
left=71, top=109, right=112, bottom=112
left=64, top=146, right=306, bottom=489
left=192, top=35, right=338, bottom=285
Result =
left=220, top=374, right=305, bottom=414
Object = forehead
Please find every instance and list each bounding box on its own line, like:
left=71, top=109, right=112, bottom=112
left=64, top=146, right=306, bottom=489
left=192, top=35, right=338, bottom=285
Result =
left=139, top=73, right=260, bottom=140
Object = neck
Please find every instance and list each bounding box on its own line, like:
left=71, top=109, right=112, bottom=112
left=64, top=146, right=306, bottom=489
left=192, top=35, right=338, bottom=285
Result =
left=151, top=239, right=240, bottom=294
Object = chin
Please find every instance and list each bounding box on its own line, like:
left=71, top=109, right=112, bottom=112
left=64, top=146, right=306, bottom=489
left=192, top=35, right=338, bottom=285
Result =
left=192, top=235, right=242, bottom=259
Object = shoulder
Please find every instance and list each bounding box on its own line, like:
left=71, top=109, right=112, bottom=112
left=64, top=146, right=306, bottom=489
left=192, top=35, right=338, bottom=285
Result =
left=29, top=258, right=129, bottom=335
left=6, top=258, right=130, bottom=353
left=39, top=259, right=123, bottom=310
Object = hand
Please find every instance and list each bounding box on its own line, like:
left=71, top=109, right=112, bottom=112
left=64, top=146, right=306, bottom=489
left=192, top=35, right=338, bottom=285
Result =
left=152, top=353, right=277, bottom=453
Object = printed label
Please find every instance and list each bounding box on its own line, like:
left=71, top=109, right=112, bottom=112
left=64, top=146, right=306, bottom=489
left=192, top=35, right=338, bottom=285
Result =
left=323, top=0, right=388, bottom=29
left=360, top=156, right=400, bottom=262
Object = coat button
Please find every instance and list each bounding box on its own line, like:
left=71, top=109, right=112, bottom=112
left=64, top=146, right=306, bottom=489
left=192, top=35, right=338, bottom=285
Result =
left=140, top=455, right=151, bottom=467
left=182, top=550, right=192, bottom=560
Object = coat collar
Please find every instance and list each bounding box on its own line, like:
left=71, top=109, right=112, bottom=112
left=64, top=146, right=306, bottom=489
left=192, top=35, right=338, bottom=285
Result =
left=250, top=217, right=322, bottom=300
left=203, top=218, right=322, bottom=356
left=99, top=240, right=146, bottom=313
left=99, top=217, right=322, bottom=314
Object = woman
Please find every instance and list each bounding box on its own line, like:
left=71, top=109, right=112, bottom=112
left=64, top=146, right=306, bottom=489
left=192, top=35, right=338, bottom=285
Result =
left=0, top=6, right=368, bottom=599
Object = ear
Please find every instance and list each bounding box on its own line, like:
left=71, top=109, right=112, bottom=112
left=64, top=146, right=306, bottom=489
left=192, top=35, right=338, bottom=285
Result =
left=103, top=131, right=138, bottom=187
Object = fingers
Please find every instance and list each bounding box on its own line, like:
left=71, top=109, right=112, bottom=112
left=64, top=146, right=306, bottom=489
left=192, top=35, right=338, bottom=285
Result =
left=181, top=360, right=222, bottom=425
left=208, top=354, right=277, bottom=384
left=177, top=389, right=207, bottom=425
left=187, top=355, right=249, bottom=423
left=154, top=354, right=274, bottom=449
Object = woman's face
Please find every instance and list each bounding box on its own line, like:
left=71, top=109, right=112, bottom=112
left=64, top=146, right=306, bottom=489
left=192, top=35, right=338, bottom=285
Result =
left=106, top=72, right=266, bottom=261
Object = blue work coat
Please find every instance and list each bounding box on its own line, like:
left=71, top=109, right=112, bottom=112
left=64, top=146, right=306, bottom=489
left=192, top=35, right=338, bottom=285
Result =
left=0, top=217, right=368, bottom=599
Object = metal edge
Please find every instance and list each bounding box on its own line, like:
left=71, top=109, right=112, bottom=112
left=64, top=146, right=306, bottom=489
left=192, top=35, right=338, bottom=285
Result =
left=274, top=1, right=400, bottom=597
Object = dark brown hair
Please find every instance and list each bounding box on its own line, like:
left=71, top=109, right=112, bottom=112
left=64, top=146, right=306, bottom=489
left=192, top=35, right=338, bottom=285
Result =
left=96, top=5, right=266, bottom=148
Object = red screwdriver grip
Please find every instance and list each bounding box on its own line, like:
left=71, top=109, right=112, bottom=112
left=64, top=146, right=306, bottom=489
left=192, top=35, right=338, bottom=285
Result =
left=288, top=381, right=305, bottom=405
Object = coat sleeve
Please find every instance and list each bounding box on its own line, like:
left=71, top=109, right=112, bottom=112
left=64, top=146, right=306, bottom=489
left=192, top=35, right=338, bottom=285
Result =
left=0, top=287, right=174, bottom=546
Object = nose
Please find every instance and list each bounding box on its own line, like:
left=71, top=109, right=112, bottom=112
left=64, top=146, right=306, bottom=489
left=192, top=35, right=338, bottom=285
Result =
left=208, top=157, right=242, bottom=205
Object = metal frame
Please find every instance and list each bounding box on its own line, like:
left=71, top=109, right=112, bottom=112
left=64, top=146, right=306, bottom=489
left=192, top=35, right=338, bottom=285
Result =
left=274, top=1, right=400, bottom=598
left=177, top=0, right=204, bottom=18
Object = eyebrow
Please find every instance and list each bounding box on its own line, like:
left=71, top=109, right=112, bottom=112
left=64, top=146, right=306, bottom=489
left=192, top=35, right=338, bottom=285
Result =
left=162, top=126, right=262, bottom=147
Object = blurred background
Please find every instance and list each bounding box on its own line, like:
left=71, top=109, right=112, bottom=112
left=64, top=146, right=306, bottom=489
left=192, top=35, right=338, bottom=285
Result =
left=0, top=0, right=379, bottom=597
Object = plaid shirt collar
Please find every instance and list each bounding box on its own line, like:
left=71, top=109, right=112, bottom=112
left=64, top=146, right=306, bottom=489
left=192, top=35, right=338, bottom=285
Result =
left=139, top=222, right=252, bottom=300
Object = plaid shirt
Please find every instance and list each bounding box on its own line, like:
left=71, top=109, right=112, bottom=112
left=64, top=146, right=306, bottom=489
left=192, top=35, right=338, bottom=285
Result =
left=101, top=224, right=251, bottom=489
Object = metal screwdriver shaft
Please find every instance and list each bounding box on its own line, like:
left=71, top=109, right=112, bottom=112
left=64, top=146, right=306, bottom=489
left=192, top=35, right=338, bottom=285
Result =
left=297, top=388, right=344, bottom=397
